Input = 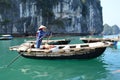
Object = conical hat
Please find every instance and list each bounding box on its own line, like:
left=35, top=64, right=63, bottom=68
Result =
left=39, top=25, right=46, bottom=29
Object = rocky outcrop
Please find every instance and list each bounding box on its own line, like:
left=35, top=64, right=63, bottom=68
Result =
left=0, top=0, right=103, bottom=35
left=102, top=24, right=120, bottom=35
left=112, top=25, right=120, bottom=34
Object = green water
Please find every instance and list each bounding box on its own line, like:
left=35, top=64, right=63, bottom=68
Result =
left=0, top=36, right=120, bottom=80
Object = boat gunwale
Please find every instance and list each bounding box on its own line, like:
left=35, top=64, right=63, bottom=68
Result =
left=9, top=41, right=112, bottom=59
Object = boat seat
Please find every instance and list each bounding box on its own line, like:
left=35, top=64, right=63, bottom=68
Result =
left=80, top=44, right=89, bottom=47
left=89, top=42, right=104, bottom=47
left=63, top=45, right=70, bottom=49
left=76, top=45, right=80, bottom=48
left=70, top=46, right=76, bottom=48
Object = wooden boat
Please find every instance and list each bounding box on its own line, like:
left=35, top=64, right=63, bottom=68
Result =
left=9, top=41, right=112, bottom=59
left=26, top=39, right=71, bottom=45
left=80, top=37, right=120, bottom=43
left=0, top=35, right=13, bottom=40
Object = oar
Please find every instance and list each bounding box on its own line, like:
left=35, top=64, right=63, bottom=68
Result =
left=37, top=31, right=52, bottom=48
left=6, top=53, right=21, bottom=68
left=6, top=42, right=33, bottom=67
left=44, top=33, right=52, bottom=48
left=46, top=33, right=52, bottom=44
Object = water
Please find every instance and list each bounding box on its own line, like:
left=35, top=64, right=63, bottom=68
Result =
left=0, top=36, right=120, bottom=80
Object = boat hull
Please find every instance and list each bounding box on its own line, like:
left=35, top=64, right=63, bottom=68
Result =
left=19, top=47, right=106, bottom=59
left=80, top=38, right=119, bottom=43
left=0, top=35, right=13, bottom=40
left=46, top=39, right=71, bottom=45
left=27, top=39, right=71, bottom=45
left=82, top=40, right=100, bottom=43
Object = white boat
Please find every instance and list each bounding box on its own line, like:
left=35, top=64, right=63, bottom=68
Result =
left=0, top=35, right=13, bottom=40
left=80, top=37, right=120, bottom=43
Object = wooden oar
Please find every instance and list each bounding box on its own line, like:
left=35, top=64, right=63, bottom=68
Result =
left=6, top=53, right=22, bottom=68
left=37, top=32, right=52, bottom=48
left=46, top=33, right=52, bottom=44
left=6, top=42, right=34, bottom=67
left=44, top=33, right=52, bottom=48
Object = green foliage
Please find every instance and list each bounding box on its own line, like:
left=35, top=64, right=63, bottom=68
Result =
left=82, top=4, right=87, bottom=17
left=81, top=0, right=87, bottom=17
left=20, top=0, right=27, bottom=3
left=81, top=0, right=86, bottom=4
left=0, top=19, right=10, bottom=25
left=20, top=0, right=61, bottom=26
left=36, top=0, right=59, bottom=10
left=0, top=0, right=11, bottom=13
left=96, top=0, right=100, bottom=2
left=42, top=8, right=54, bottom=18
left=36, top=0, right=60, bottom=25
left=51, top=18, right=64, bottom=28
left=0, top=0, right=11, bottom=8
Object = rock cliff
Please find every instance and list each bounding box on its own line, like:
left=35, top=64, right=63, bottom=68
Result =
left=0, top=0, right=103, bottom=35
left=102, top=24, right=120, bottom=35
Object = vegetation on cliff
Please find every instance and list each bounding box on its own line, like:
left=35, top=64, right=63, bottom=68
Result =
left=0, top=0, right=103, bottom=36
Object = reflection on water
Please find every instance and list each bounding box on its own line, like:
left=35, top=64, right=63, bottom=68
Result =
left=1, top=58, right=108, bottom=80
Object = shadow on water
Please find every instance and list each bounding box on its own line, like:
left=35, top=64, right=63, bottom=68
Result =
left=0, top=57, right=109, bottom=80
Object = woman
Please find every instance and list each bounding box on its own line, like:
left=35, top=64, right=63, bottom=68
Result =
left=36, top=25, right=47, bottom=48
